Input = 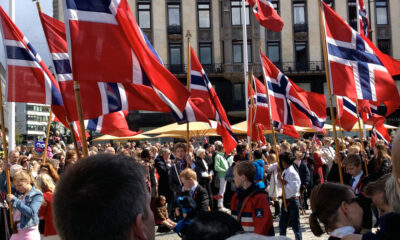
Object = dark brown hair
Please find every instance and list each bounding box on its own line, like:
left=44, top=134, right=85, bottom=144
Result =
left=234, top=160, right=256, bottom=182
left=309, top=183, right=354, bottom=236
left=343, top=154, right=362, bottom=167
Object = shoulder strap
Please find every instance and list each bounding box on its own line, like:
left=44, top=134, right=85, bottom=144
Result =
left=237, top=189, right=258, bottom=221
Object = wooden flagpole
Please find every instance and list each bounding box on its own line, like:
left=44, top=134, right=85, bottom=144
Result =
left=186, top=30, right=191, bottom=168
left=73, top=83, right=88, bottom=158
left=355, top=99, right=369, bottom=176
left=42, top=111, right=53, bottom=164
left=318, top=1, right=344, bottom=184
left=258, top=41, right=287, bottom=209
left=334, top=96, right=345, bottom=143
left=69, top=123, right=81, bottom=160
left=0, top=71, right=13, bottom=226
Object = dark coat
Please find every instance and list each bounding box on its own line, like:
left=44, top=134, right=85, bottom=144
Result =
left=293, top=159, right=311, bottom=187
left=179, top=184, right=209, bottom=212
left=155, top=156, right=172, bottom=201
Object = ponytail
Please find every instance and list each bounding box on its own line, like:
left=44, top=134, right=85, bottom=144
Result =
left=309, top=213, right=324, bottom=236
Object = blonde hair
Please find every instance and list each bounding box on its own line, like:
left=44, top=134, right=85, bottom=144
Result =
left=179, top=168, right=197, bottom=181
left=36, top=173, right=56, bottom=193
left=13, top=170, right=37, bottom=188
left=267, top=153, right=277, bottom=164
left=347, top=145, right=360, bottom=155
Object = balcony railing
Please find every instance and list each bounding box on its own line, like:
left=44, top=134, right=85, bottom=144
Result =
left=165, top=61, right=325, bottom=75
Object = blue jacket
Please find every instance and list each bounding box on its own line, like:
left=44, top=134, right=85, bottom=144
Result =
left=11, top=186, right=43, bottom=229
left=253, top=159, right=265, bottom=189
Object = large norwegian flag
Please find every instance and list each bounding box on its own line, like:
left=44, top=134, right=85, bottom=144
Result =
left=63, top=0, right=189, bottom=119
left=261, top=51, right=327, bottom=132
left=247, top=0, right=284, bottom=32
left=190, top=47, right=237, bottom=154
left=38, top=12, right=148, bottom=137
left=357, top=0, right=369, bottom=38
left=0, top=7, right=67, bottom=126
left=321, top=1, right=400, bottom=102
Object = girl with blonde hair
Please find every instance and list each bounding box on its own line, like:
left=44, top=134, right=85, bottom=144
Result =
left=36, top=174, right=58, bottom=239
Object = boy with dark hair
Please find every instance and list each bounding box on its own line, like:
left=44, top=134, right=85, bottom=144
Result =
left=343, top=154, right=372, bottom=232
left=253, top=149, right=265, bottom=189
left=230, top=161, right=274, bottom=236
left=278, top=152, right=302, bottom=240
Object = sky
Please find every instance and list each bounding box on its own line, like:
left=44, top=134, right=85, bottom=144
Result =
left=0, top=0, right=53, bottom=67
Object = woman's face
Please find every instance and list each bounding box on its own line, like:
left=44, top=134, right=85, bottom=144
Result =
left=199, top=152, right=206, bottom=159
left=14, top=179, right=31, bottom=194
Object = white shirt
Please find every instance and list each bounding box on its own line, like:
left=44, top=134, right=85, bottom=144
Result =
left=330, top=226, right=355, bottom=238
left=351, top=170, right=364, bottom=194
left=201, top=159, right=210, bottom=178
left=282, top=165, right=301, bottom=199
left=321, top=145, right=335, bottom=165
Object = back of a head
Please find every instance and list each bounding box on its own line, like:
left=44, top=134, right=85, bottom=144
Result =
left=343, top=154, right=361, bottom=167
left=234, top=161, right=256, bottom=182
left=280, top=152, right=295, bottom=166
left=253, top=149, right=263, bottom=160
left=53, top=154, right=147, bottom=240
left=309, top=182, right=353, bottom=236
left=184, top=211, right=243, bottom=240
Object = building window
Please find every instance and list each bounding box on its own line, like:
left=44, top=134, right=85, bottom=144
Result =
left=232, top=42, right=252, bottom=63
left=137, top=3, right=151, bottom=29
left=377, top=39, right=390, bottom=54
left=324, top=0, right=334, bottom=8
left=198, top=3, right=211, bottom=28
left=169, top=44, right=182, bottom=73
left=347, top=0, right=357, bottom=30
left=199, top=43, right=212, bottom=65
left=168, top=4, right=181, bottom=33
left=267, top=41, right=280, bottom=64
left=295, top=41, right=308, bottom=71
left=233, top=83, right=243, bottom=103
left=293, top=3, right=306, bottom=25
left=231, top=1, right=250, bottom=26
left=270, top=0, right=279, bottom=12
left=376, top=1, right=388, bottom=25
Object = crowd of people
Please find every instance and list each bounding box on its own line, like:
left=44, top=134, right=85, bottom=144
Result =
left=0, top=129, right=399, bottom=240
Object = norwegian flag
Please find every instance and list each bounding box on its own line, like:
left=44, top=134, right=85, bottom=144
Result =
left=357, top=0, right=369, bottom=38
left=247, top=0, right=284, bottom=32
left=273, top=121, right=300, bottom=139
left=312, top=134, right=322, bottom=146
left=173, top=99, right=210, bottom=124
left=190, top=47, right=237, bottom=154
left=370, top=123, right=390, bottom=147
left=261, top=51, right=327, bottom=132
left=336, top=96, right=359, bottom=132
left=63, top=0, right=189, bottom=119
left=248, top=75, right=270, bottom=128
left=38, top=11, right=170, bottom=121
left=0, top=7, right=68, bottom=126
left=247, top=123, right=266, bottom=145
left=321, top=2, right=400, bottom=102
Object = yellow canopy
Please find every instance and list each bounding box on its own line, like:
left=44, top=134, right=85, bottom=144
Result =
left=92, top=134, right=151, bottom=141
left=231, top=121, right=320, bottom=134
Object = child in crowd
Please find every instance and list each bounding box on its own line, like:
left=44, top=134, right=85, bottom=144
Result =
left=155, top=195, right=176, bottom=232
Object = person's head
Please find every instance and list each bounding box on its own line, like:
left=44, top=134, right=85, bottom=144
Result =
left=214, top=141, right=224, bottom=152
left=343, top=154, right=362, bottom=177
left=196, top=148, right=206, bottom=159
left=309, top=183, right=363, bottom=236
left=253, top=149, right=262, bottom=160
left=180, top=168, right=197, bottom=190
left=280, top=152, right=295, bottom=169
left=347, top=145, right=360, bottom=155
left=323, top=138, right=332, bottom=146
left=105, top=147, right=116, bottom=155
left=280, top=142, right=291, bottom=153
left=234, top=161, right=256, bottom=189
left=174, top=142, right=187, bottom=160
left=156, top=195, right=167, bottom=207
left=53, top=154, right=154, bottom=240
left=13, top=170, right=34, bottom=194
left=385, top=174, right=400, bottom=213
left=364, top=174, right=391, bottom=215
left=9, top=150, right=20, bottom=165
left=19, top=156, right=29, bottom=169
left=140, top=149, right=152, bottom=162
left=392, top=130, right=400, bottom=200
left=160, top=148, right=171, bottom=161
left=183, top=211, right=243, bottom=240
left=266, top=153, right=276, bottom=164
left=36, top=173, right=56, bottom=193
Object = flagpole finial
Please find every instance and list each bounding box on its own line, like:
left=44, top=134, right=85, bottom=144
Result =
left=186, top=30, right=192, bottom=39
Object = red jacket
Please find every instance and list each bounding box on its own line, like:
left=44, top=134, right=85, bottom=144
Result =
left=39, top=192, right=57, bottom=236
left=230, top=186, right=273, bottom=235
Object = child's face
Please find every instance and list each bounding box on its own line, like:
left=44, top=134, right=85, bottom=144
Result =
left=345, top=164, right=362, bottom=176
left=160, top=198, right=166, bottom=205
left=181, top=177, right=194, bottom=190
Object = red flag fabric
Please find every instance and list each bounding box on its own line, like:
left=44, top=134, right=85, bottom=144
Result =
left=322, top=2, right=400, bottom=102
left=371, top=123, right=390, bottom=147
left=336, top=96, right=358, bottom=132
left=261, top=51, right=327, bottom=132
left=63, top=0, right=189, bottom=119
left=247, top=0, right=284, bottom=32
left=190, top=47, right=237, bottom=154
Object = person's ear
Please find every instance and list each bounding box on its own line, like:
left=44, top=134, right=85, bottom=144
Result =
left=340, top=201, right=351, bottom=217
left=130, top=213, right=147, bottom=240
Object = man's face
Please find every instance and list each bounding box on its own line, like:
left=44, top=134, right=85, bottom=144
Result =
left=10, top=152, right=19, bottom=164
left=346, top=164, right=362, bottom=177
left=233, top=170, right=245, bottom=188
left=163, top=152, right=171, bottom=161
left=175, top=148, right=185, bottom=160
left=371, top=192, right=391, bottom=215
